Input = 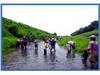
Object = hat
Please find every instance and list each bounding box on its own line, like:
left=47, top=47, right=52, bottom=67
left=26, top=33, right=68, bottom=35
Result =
left=89, top=35, right=95, bottom=38
left=68, top=41, right=74, bottom=45
left=52, top=38, right=54, bottom=40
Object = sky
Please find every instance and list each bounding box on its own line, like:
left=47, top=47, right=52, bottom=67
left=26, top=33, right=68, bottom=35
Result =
left=2, top=5, right=98, bottom=36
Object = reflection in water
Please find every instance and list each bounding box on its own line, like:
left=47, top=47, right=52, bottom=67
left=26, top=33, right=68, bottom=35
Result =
left=66, top=50, right=75, bottom=58
left=34, top=49, right=38, bottom=55
left=50, top=53, right=56, bottom=62
left=67, top=52, right=71, bottom=58
left=72, top=50, right=75, bottom=58
left=21, top=47, right=28, bottom=56
left=49, top=53, right=56, bottom=70
left=43, top=51, right=56, bottom=64
left=43, top=55, right=48, bottom=62
left=50, top=49, right=56, bottom=55
left=3, top=41, right=89, bottom=70
left=82, top=62, right=88, bottom=69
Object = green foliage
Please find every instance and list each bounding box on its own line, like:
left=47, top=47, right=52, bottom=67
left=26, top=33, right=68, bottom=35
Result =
left=80, top=29, right=98, bottom=37
left=71, top=20, right=98, bottom=36
left=2, top=26, right=14, bottom=37
left=2, top=37, right=17, bottom=54
left=58, top=35, right=89, bottom=53
left=58, top=29, right=98, bottom=54
left=2, top=17, right=56, bottom=54
left=7, top=25, right=18, bottom=37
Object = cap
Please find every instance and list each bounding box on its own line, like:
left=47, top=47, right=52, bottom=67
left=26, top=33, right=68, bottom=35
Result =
left=68, top=41, right=74, bottom=45
left=89, top=35, right=95, bottom=38
left=52, top=38, right=54, bottom=40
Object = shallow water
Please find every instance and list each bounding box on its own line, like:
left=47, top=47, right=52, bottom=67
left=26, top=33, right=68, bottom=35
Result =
left=2, top=41, right=89, bottom=70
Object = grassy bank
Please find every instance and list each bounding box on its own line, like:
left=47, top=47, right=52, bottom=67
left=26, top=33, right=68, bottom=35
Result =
left=58, top=29, right=98, bottom=54
left=2, top=37, right=17, bottom=54
left=2, top=17, right=57, bottom=54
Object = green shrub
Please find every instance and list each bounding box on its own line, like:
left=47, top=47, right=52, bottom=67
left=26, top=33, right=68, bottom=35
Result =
left=2, top=37, right=17, bottom=54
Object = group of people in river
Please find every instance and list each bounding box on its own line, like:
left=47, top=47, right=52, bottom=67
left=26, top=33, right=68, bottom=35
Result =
left=17, top=35, right=28, bottom=55
left=43, top=38, right=56, bottom=55
left=34, top=37, right=56, bottom=55
left=16, top=36, right=56, bottom=56
left=66, top=35, right=98, bottom=69
left=16, top=34, right=98, bottom=69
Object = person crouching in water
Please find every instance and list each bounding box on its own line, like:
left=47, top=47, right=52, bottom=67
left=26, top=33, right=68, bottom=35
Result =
left=66, top=41, right=75, bottom=58
left=44, top=41, right=48, bottom=55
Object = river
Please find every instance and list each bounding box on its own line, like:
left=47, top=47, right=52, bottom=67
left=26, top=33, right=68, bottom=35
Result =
left=2, top=41, right=90, bottom=70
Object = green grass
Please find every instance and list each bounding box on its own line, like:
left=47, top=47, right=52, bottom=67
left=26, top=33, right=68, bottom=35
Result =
left=2, top=17, right=57, bottom=54
left=80, top=29, right=98, bottom=37
left=58, top=29, right=98, bottom=54
left=3, top=17, right=56, bottom=39
left=2, top=37, right=17, bottom=54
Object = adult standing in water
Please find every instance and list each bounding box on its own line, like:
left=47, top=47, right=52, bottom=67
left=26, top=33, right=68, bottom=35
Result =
left=86, top=35, right=98, bottom=69
left=23, top=35, right=28, bottom=51
left=34, top=38, right=38, bottom=50
left=50, top=38, right=56, bottom=54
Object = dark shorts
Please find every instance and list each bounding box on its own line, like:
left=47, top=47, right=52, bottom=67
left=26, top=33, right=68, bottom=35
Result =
left=24, top=42, right=27, bottom=46
left=51, top=45, right=55, bottom=51
left=35, top=44, right=38, bottom=48
left=89, top=54, right=98, bottom=63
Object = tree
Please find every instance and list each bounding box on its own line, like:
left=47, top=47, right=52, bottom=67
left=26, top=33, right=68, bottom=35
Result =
left=54, top=32, right=57, bottom=36
left=71, top=20, right=98, bottom=36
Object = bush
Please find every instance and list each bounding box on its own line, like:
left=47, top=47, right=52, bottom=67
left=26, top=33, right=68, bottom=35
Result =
left=2, top=37, right=17, bottom=54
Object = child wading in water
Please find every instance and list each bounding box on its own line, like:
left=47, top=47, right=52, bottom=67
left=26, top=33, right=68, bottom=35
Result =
left=34, top=38, right=38, bottom=50
left=19, top=39, right=27, bottom=56
left=82, top=49, right=89, bottom=67
left=44, top=41, right=48, bottom=55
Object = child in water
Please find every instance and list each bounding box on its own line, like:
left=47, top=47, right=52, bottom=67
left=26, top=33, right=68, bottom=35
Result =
left=44, top=41, right=49, bottom=55
left=82, top=49, right=89, bottom=67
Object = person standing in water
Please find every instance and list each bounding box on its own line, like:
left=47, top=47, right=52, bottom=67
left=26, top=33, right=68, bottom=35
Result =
left=23, top=35, right=28, bottom=50
left=43, top=41, right=48, bottom=55
left=86, top=35, right=98, bottom=69
left=50, top=38, right=56, bottom=54
left=34, top=38, right=38, bottom=50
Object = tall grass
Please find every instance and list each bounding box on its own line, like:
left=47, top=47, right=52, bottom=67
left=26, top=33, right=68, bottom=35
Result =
left=80, top=29, right=98, bottom=37
left=58, top=34, right=98, bottom=54
left=2, top=37, right=17, bottom=54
